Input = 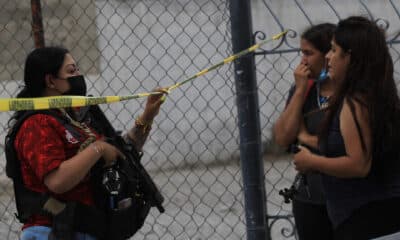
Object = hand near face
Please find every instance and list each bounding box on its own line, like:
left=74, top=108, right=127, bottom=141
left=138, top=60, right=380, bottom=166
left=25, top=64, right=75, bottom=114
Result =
left=294, top=63, right=311, bottom=93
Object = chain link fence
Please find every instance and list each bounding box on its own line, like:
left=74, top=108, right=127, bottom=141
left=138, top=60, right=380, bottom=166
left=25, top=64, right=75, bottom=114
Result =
left=0, top=0, right=249, bottom=239
left=2, top=0, right=400, bottom=240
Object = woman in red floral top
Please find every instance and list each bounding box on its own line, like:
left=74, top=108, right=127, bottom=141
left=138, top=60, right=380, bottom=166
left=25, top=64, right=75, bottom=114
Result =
left=12, top=46, right=166, bottom=240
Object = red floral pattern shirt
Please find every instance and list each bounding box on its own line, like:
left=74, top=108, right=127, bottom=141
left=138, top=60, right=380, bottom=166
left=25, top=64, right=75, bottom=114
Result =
left=14, top=113, right=100, bottom=229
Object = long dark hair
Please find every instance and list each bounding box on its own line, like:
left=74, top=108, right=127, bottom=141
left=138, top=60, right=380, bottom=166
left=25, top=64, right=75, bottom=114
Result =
left=321, top=16, right=400, bottom=169
left=302, top=23, right=336, bottom=54
left=10, top=47, right=69, bottom=122
left=18, top=46, right=69, bottom=98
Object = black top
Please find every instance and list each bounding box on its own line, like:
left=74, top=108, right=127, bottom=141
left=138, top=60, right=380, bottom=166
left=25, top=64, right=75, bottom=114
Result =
left=286, top=84, right=326, bottom=204
left=319, top=103, right=400, bottom=227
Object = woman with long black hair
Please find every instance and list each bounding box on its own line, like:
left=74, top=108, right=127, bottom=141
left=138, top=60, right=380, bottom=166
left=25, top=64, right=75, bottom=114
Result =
left=294, top=16, right=400, bottom=239
left=9, top=46, right=166, bottom=240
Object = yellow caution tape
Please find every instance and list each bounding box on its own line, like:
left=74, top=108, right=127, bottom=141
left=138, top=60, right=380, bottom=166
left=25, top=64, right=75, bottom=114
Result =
left=0, top=94, right=155, bottom=112
left=165, top=30, right=288, bottom=92
left=0, top=30, right=287, bottom=112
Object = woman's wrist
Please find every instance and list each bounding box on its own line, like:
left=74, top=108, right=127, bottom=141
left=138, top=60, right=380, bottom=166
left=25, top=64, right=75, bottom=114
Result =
left=136, top=114, right=153, bottom=126
left=135, top=115, right=153, bottom=134
left=308, top=152, right=321, bottom=172
left=91, top=141, right=104, bottom=156
left=126, top=116, right=153, bottom=151
left=293, top=88, right=308, bottom=100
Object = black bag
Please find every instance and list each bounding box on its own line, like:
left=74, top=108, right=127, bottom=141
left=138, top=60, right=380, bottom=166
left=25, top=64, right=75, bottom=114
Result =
left=87, top=105, right=163, bottom=239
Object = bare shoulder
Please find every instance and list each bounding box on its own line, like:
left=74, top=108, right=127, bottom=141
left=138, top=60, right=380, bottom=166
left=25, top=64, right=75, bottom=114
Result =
left=340, top=95, right=371, bottom=153
left=341, top=96, right=369, bottom=124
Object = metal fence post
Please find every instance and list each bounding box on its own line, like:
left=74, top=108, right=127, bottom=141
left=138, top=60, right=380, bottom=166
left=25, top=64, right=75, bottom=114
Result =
left=31, top=0, right=45, bottom=48
left=229, top=1, right=269, bottom=240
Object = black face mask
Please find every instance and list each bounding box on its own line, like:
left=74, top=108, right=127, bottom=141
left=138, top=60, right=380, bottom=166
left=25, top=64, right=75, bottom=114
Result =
left=63, top=75, right=87, bottom=96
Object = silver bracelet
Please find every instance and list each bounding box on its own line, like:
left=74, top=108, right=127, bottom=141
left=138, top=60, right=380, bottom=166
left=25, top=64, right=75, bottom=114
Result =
left=92, top=143, right=101, bottom=155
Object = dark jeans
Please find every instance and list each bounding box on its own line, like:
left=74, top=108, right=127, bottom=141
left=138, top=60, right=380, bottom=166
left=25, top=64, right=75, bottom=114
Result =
left=334, top=197, right=400, bottom=240
left=293, top=199, right=334, bottom=240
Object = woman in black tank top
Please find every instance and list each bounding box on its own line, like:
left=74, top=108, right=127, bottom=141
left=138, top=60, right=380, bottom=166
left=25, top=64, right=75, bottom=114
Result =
left=293, top=16, right=400, bottom=240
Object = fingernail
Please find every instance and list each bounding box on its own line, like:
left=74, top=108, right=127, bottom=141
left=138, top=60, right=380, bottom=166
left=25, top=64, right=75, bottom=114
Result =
left=160, top=95, right=166, bottom=103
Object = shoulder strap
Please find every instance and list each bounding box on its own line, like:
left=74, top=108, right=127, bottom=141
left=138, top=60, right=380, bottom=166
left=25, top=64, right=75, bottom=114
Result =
left=87, top=105, right=118, bottom=138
